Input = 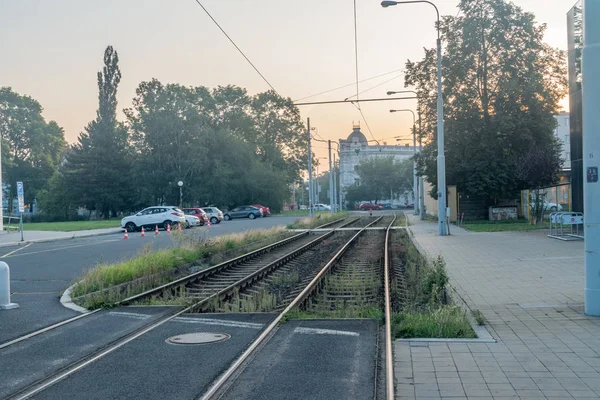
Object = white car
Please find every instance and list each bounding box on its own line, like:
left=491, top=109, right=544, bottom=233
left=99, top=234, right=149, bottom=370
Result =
left=530, top=201, right=562, bottom=212
left=314, top=204, right=331, bottom=211
left=121, top=206, right=186, bottom=232
left=184, top=214, right=201, bottom=228
left=201, top=207, right=224, bottom=224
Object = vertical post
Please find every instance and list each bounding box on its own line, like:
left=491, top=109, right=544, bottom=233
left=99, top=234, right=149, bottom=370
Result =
left=19, top=213, right=23, bottom=242
left=328, top=141, right=334, bottom=214
left=179, top=186, right=183, bottom=210
left=418, top=108, right=426, bottom=220
left=0, top=262, right=18, bottom=310
left=0, top=134, right=2, bottom=233
left=413, top=122, right=418, bottom=216
left=583, top=0, right=600, bottom=316
left=436, top=37, right=447, bottom=236
left=333, top=153, right=337, bottom=213
left=307, top=118, right=314, bottom=216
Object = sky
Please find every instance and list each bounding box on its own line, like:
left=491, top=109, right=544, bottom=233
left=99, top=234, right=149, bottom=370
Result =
left=0, top=0, right=574, bottom=166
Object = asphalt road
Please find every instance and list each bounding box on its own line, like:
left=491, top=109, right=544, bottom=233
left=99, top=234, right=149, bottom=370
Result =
left=0, top=216, right=298, bottom=343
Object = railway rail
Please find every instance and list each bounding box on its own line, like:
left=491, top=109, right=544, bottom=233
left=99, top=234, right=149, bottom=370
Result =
left=4, top=213, right=400, bottom=399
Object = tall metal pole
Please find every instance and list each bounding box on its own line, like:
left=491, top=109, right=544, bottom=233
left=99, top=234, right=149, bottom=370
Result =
left=583, top=0, right=600, bottom=316
left=412, top=121, right=419, bottom=216
left=307, top=118, right=314, bottom=216
left=332, top=153, right=338, bottom=213
left=0, top=134, right=3, bottom=233
left=328, top=141, right=334, bottom=214
left=436, top=37, right=447, bottom=236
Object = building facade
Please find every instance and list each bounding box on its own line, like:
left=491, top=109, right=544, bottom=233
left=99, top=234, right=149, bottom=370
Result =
left=554, top=112, right=572, bottom=171
left=339, top=124, right=417, bottom=205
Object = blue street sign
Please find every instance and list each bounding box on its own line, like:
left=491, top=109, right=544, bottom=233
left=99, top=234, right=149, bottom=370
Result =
left=17, top=181, right=24, bottom=213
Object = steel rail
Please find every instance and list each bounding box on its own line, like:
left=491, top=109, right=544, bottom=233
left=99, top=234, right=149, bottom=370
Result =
left=199, top=215, right=384, bottom=400
left=8, top=230, right=340, bottom=399
left=384, top=214, right=398, bottom=399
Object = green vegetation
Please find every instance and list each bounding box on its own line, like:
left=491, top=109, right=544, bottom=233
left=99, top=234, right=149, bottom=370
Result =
left=23, top=220, right=120, bottom=232
left=472, top=309, right=485, bottom=325
left=286, top=213, right=347, bottom=229
left=392, top=306, right=476, bottom=339
left=461, top=219, right=549, bottom=232
left=390, top=232, right=476, bottom=339
left=72, top=227, right=292, bottom=309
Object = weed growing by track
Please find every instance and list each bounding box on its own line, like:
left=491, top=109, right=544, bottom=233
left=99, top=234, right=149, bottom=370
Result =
left=389, top=231, right=475, bottom=338
left=71, top=227, right=293, bottom=309
left=286, top=213, right=347, bottom=229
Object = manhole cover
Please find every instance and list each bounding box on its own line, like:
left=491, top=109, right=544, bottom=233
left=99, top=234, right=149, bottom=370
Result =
left=166, top=332, right=231, bottom=345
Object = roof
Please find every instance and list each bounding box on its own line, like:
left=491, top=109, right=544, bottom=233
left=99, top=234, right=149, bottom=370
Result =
left=346, top=126, right=368, bottom=144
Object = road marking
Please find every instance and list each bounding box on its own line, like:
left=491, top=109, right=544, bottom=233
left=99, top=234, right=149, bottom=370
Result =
left=1, top=243, right=32, bottom=258
left=172, top=317, right=264, bottom=329
left=294, top=327, right=360, bottom=337
left=108, top=311, right=151, bottom=320
left=2, top=239, right=120, bottom=258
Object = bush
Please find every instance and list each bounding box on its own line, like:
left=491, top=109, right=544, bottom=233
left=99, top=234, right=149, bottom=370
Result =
left=391, top=306, right=476, bottom=339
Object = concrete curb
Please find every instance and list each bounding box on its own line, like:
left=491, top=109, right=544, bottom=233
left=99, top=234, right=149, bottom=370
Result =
left=60, top=282, right=89, bottom=314
left=0, top=228, right=123, bottom=249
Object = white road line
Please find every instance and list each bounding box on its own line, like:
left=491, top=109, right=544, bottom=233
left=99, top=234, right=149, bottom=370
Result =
left=293, top=327, right=360, bottom=337
left=3, top=239, right=120, bottom=258
left=108, top=311, right=151, bottom=320
left=1, top=243, right=32, bottom=258
left=172, top=317, right=264, bottom=329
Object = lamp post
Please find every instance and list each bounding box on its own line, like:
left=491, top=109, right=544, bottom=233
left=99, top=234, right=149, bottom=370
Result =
left=382, top=0, right=446, bottom=235
left=387, top=90, right=425, bottom=220
left=177, top=181, right=183, bottom=209
left=390, top=109, right=418, bottom=216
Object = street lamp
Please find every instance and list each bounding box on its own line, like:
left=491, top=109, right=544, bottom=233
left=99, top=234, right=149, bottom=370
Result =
left=177, top=181, right=183, bottom=210
left=390, top=109, right=418, bottom=216
left=382, top=0, right=447, bottom=235
left=388, top=90, right=425, bottom=220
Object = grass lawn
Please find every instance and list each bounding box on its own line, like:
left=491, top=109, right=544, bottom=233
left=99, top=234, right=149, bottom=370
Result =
left=22, top=219, right=121, bottom=232
left=275, top=210, right=332, bottom=217
left=461, top=220, right=549, bottom=232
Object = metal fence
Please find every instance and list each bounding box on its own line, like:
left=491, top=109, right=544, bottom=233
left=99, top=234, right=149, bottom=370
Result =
left=520, top=183, right=571, bottom=220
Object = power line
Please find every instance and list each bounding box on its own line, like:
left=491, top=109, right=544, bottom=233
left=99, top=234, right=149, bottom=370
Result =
left=192, top=0, right=278, bottom=94
left=294, top=96, right=417, bottom=106
left=345, top=74, right=403, bottom=100
left=292, top=68, right=404, bottom=102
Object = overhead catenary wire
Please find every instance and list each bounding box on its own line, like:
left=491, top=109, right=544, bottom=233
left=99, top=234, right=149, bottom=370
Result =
left=345, top=74, right=404, bottom=101
left=292, top=68, right=404, bottom=102
left=192, top=0, right=279, bottom=95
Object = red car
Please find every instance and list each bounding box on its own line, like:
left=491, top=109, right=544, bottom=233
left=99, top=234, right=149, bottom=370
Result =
left=182, top=208, right=209, bottom=225
left=251, top=204, right=270, bottom=216
left=358, top=202, right=383, bottom=211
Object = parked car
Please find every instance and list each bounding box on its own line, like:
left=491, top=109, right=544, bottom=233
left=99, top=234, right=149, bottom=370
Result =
left=358, top=202, right=383, bottom=211
left=252, top=204, right=271, bottom=216
left=201, top=207, right=224, bottom=224
left=223, top=206, right=263, bottom=220
left=184, top=214, right=201, bottom=228
left=314, top=204, right=331, bottom=211
left=121, top=206, right=186, bottom=232
left=182, top=208, right=208, bottom=226
left=299, top=205, right=308, bottom=210
left=530, top=201, right=562, bottom=212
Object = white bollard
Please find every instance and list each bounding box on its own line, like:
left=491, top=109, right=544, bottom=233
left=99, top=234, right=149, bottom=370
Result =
left=0, top=261, right=19, bottom=310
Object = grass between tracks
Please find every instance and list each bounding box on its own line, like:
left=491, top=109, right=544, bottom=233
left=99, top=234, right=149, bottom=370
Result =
left=286, top=212, right=349, bottom=229
left=71, top=227, right=293, bottom=309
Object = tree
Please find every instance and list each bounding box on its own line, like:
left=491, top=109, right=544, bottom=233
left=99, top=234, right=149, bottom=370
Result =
left=0, top=87, right=66, bottom=212
left=516, top=140, right=562, bottom=224
left=64, top=46, right=132, bottom=218
left=345, top=156, right=413, bottom=205
left=406, top=0, right=567, bottom=201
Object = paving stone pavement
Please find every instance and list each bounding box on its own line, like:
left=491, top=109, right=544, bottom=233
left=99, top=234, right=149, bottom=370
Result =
left=395, top=215, right=600, bottom=399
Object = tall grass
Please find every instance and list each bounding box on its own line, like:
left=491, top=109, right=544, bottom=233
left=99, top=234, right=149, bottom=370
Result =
left=72, top=227, right=293, bottom=309
left=391, top=306, right=476, bottom=339
left=286, top=213, right=347, bottom=229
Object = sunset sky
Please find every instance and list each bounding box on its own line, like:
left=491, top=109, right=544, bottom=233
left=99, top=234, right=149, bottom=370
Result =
left=0, top=0, right=573, bottom=165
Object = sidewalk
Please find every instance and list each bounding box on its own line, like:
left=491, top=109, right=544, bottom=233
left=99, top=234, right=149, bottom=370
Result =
left=395, top=216, right=600, bottom=399
left=0, top=227, right=122, bottom=248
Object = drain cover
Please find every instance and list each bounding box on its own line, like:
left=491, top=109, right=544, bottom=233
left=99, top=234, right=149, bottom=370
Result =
left=166, top=332, right=231, bottom=345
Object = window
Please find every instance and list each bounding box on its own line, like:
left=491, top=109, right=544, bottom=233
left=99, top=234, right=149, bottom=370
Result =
left=566, top=152, right=570, bottom=160
left=140, top=208, right=153, bottom=216
left=565, top=117, right=569, bottom=127
left=565, top=135, right=570, bottom=144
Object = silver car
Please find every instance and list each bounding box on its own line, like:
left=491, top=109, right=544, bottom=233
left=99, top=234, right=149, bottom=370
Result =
left=201, top=207, right=224, bottom=224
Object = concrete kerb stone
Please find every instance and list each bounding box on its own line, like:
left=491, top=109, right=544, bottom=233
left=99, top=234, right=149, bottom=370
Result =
left=405, top=224, right=497, bottom=343
left=0, top=228, right=123, bottom=249
left=60, top=281, right=89, bottom=314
